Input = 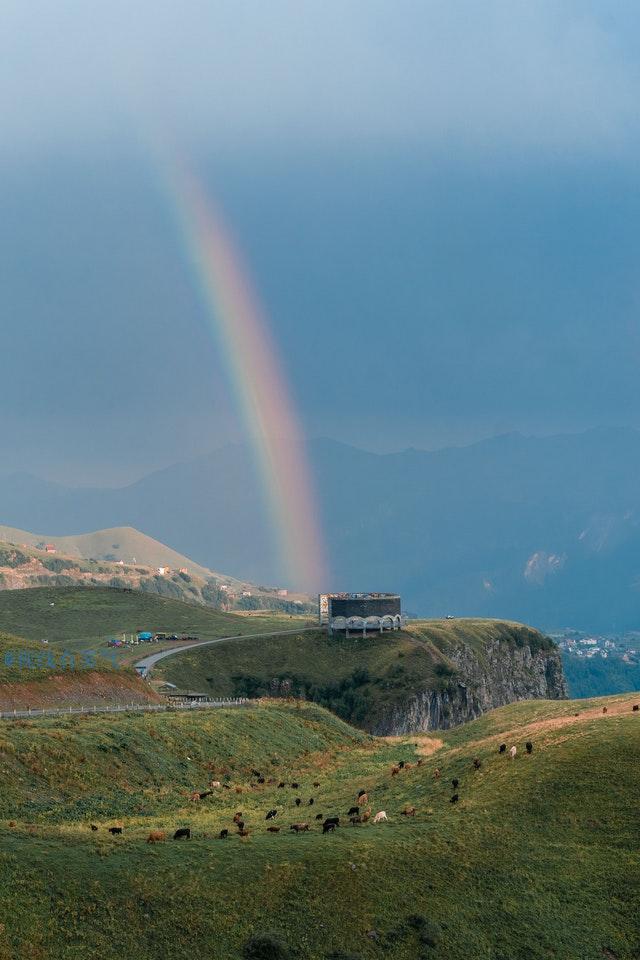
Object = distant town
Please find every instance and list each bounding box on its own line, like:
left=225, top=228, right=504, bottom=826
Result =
left=552, top=629, right=639, bottom=665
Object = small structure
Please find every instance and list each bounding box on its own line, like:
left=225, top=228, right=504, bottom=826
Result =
left=44, top=544, right=57, bottom=554
left=165, top=690, right=209, bottom=703
left=319, top=593, right=405, bottom=635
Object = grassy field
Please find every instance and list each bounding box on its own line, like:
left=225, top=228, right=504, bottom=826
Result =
left=155, top=618, right=558, bottom=727
left=0, top=694, right=637, bottom=959
left=0, top=586, right=309, bottom=662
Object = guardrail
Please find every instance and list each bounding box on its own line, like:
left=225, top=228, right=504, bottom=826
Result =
left=0, top=698, right=252, bottom=721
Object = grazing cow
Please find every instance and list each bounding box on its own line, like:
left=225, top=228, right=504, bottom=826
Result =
left=323, top=821, right=337, bottom=834
left=372, top=811, right=388, bottom=824
left=602, top=707, right=608, bottom=714
left=290, top=823, right=310, bottom=833
left=291, top=782, right=299, bottom=789
left=349, top=816, right=362, bottom=825
left=347, top=806, right=360, bottom=816
left=108, top=827, right=122, bottom=835
left=313, top=781, right=320, bottom=788
left=509, top=746, right=517, bottom=759
left=308, top=798, right=314, bottom=806
left=633, top=705, right=639, bottom=712
left=233, top=812, right=243, bottom=824
left=434, top=769, right=441, bottom=780
left=398, top=761, right=406, bottom=769
left=265, top=810, right=278, bottom=821
left=190, top=792, right=201, bottom=802
left=295, top=798, right=302, bottom=807
left=452, top=779, right=459, bottom=790
left=257, top=777, right=265, bottom=785
left=473, top=758, right=482, bottom=770
left=210, top=781, right=222, bottom=789
left=499, top=744, right=507, bottom=754
left=236, top=821, right=245, bottom=831
left=401, top=805, right=416, bottom=817
left=315, top=813, right=324, bottom=820
left=357, top=790, right=367, bottom=798
left=391, top=766, right=400, bottom=777
left=147, top=831, right=166, bottom=843
left=90, top=824, right=98, bottom=831
left=278, top=782, right=286, bottom=789
left=417, top=759, right=424, bottom=766
left=525, top=742, right=533, bottom=754
left=198, top=790, right=213, bottom=800
left=173, top=828, right=191, bottom=840
left=235, top=787, right=243, bottom=794
left=266, top=826, right=280, bottom=833
left=238, top=828, right=250, bottom=837
left=357, top=793, right=368, bottom=807
left=324, top=816, right=340, bottom=826
left=450, top=794, right=459, bottom=804
left=218, top=829, right=229, bottom=839
left=361, top=809, right=371, bottom=823
left=251, top=769, right=261, bottom=778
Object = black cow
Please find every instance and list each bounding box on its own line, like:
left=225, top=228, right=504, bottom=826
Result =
left=236, top=821, right=245, bottom=831
left=398, top=761, right=406, bottom=769
left=324, top=817, right=340, bottom=826
left=257, top=777, right=265, bottom=784
left=90, top=824, right=98, bottom=831
left=633, top=705, right=639, bottom=712
left=452, top=778, right=459, bottom=790
left=173, top=828, right=191, bottom=840
left=265, top=810, right=278, bottom=821
left=308, top=798, right=314, bottom=806
left=315, top=813, right=324, bottom=820
left=473, top=758, right=482, bottom=770
left=218, top=829, right=229, bottom=839
left=251, top=769, right=261, bottom=778
left=347, top=806, right=359, bottom=816
left=108, top=827, right=122, bottom=835
left=278, top=782, right=286, bottom=788
left=322, top=821, right=337, bottom=834
left=450, top=794, right=459, bottom=804
left=295, top=798, right=302, bottom=807
left=525, top=742, right=533, bottom=754
left=357, top=790, right=367, bottom=798
left=291, top=782, right=299, bottom=789
left=499, top=744, right=507, bottom=754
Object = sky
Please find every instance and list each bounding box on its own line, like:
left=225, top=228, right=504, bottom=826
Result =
left=2, top=1, right=640, bottom=484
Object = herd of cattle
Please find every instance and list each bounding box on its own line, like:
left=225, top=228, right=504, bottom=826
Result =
left=93, top=738, right=541, bottom=843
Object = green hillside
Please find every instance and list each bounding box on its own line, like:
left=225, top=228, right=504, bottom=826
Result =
left=0, top=586, right=306, bottom=655
left=0, top=694, right=637, bottom=959
left=155, top=618, right=560, bottom=727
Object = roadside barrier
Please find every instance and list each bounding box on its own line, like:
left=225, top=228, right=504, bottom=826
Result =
left=0, top=698, right=252, bottom=721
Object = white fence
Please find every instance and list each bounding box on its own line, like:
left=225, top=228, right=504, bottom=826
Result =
left=0, top=698, right=252, bottom=721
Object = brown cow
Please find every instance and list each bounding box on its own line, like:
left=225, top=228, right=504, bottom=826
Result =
left=233, top=812, right=244, bottom=824
left=289, top=823, right=310, bottom=833
left=147, top=830, right=166, bottom=843
left=361, top=809, right=372, bottom=822
left=401, top=805, right=416, bottom=817
left=391, top=766, right=400, bottom=776
left=266, top=826, right=280, bottom=833
left=357, top=793, right=369, bottom=807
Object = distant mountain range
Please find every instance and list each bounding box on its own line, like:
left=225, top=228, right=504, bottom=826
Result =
left=3, top=427, right=640, bottom=630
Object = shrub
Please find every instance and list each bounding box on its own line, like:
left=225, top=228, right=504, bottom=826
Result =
left=242, top=932, right=290, bottom=960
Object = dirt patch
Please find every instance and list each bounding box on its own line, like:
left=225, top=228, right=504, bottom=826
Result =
left=0, top=671, right=161, bottom=710
left=384, top=734, right=444, bottom=756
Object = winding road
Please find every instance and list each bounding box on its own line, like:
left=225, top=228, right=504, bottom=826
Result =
left=134, top=626, right=318, bottom=679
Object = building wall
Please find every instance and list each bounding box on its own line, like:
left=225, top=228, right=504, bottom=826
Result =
left=329, top=595, right=401, bottom=618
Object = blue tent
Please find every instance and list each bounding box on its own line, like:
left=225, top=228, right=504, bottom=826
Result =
left=137, top=631, right=154, bottom=641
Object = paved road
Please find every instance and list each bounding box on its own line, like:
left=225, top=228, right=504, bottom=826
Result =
left=134, top=626, right=318, bottom=678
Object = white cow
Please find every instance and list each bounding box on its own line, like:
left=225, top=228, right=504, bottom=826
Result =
left=509, top=746, right=517, bottom=759
left=372, top=811, right=388, bottom=824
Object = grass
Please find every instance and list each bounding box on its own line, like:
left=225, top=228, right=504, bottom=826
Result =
left=0, top=694, right=637, bottom=959
left=155, top=618, right=559, bottom=728
left=0, top=586, right=309, bottom=662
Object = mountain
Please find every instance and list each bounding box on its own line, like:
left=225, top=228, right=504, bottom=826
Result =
left=4, top=426, right=640, bottom=629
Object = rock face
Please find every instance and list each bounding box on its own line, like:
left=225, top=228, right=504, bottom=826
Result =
left=369, top=637, right=567, bottom=736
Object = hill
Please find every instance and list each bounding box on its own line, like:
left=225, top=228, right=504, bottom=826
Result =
left=0, top=526, right=314, bottom=613
left=5, top=427, right=640, bottom=628
left=0, top=694, right=636, bottom=959
left=153, top=618, right=567, bottom=733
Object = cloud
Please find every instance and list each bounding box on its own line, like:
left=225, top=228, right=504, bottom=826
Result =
left=0, top=1, right=639, bottom=158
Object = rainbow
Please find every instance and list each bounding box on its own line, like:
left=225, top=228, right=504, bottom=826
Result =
left=159, top=156, right=328, bottom=593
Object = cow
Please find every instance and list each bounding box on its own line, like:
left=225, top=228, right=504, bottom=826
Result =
left=602, top=707, right=608, bottom=714
left=525, top=742, right=533, bottom=754
left=236, top=821, right=245, bottom=831
left=417, top=759, right=424, bottom=766
left=251, top=769, right=261, bottom=778
left=238, top=828, right=250, bottom=837
left=499, top=744, right=507, bottom=754
left=90, top=824, right=98, bottom=832
left=173, top=828, right=191, bottom=840
left=315, top=813, right=324, bottom=820
left=295, top=798, right=302, bottom=807
left=323, top=817, right=340, bottom=827
left=452, top=778, right=459, bottom=790
left=361, top=809, right=371, bottom=823
left=257, top=777, right=265, bottom=785
left=147, top=831, right=165, bottom=843
left=450, top=794, right=459, bottom=804
left=434, top=769, right=441, bottom=780
left=210, top=781, right=222, bottom=789
left=633, top=705, right=639, bottom=712
left=265, top=810, right=278, bottom=821
left=357, top=793, right=368, bottom=807
left=509, top=746, right=517, bottom=759
left=473, top=758, right=482, bottom=770
left=198, top=790, right=213, bottom=800
left=233, top=812, right=244, bottom=824
left=108, top=827, right=122, bottom=835
left=322, top=821, right=337, bottom=834
left=357, top=790, right=367, bottom=798
left=372, top=811, right=388, bottom=824
left=291, top=782, right=299, bottom=789
left=290, top=823, right=310, bottom=833
left=277, top=782, right=286, bottom=789
left=313, top=781, right=320, bottom=788
left=349, top=816, right=362, bottom=825
left=391, top=766, right=400, bottom=777
left=348, top=806, right=360, bottom=816
left=235, top=786, right=243, bottom=794
left=401, top=805, right=416, bottom=817
left=189, top=792, right=201, bottom=802
left=218, top=829, right=229, bottom=839
left=266, top=826, right=280, bottom=833
left=308, top=798, right=314, bottom=806
left=398, top=761, right=406, bottom=769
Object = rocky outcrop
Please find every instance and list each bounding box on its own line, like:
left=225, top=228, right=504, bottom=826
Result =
left=369, top=636, right=567, bottom=735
